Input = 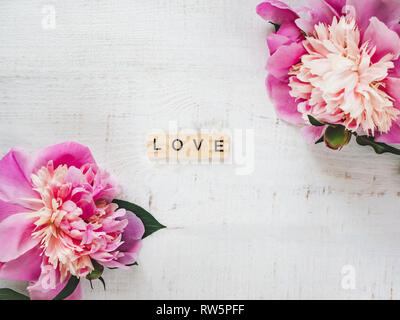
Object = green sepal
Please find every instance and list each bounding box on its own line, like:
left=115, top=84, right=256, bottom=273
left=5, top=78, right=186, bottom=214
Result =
left=308, top=115, right=325, bottom=127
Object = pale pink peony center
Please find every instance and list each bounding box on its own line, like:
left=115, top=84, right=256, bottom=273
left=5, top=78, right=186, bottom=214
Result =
left=30, top=161, right=127, bottom=281
left=289, top=16, right=400, bottom=134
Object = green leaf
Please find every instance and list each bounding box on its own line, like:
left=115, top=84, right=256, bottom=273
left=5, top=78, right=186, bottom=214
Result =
left=126, top=262, right=138, bottom=267
left=356, top=135, right=400, bottom=155
left=0, top=288, right=29, bottom=300
left=53, top=276, right=80, bottom=300
left=308, top=115, right=325, bottom=127
left=113, top=199, right=166, bottom=239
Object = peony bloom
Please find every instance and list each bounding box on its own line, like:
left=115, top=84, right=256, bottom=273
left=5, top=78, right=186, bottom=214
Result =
left=0, top=142, right=145, bottom=300
left=257, top=0, right=400, bottom=148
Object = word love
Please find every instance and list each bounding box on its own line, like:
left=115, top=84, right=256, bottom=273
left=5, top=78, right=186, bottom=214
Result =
left=147, top=133, right=230, bottom=161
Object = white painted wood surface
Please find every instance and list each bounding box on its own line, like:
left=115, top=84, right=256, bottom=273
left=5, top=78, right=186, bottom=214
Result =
left=1, top=0, right=400, bottom=300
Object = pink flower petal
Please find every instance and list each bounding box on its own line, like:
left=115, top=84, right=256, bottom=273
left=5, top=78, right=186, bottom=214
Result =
left=267, top=22, right=302, bottom=54
left=324, top=0, right=346, bottom=14
left=375, top=77, right=400, bottom=143
left=256, top=0, right=298, bottom=25
left=0, top=199, right=31, bottom=223
left=0, top=149, right=39, bottom=208
left=363, top=17, right=400, bottom=62
left=116, top=210, right=144, bottom=265
left=28, top=276, right=82, bottom=300
left=346, top=0, right=400, bottom=31
left=0, top=245, right=42, bottom=281
left=267, top=41, right=306, bottom=80
left=119, top=210, right=145, bottom=250
left=266, top=75, right=304, bottom=124
left=301, top=125, right=326, bottom=143
left=375, top=121, right=400, bottom=144
left=29, top=142, right=96, bottom=176
left=384, top=77, right=400, bottom=109
left=295, top=0, right=339, bottom=33
left=0, top=213, right=39, bottom=262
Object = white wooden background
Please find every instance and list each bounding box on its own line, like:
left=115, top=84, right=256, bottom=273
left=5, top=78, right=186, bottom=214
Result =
left=1, top=0, right=400, bottom=300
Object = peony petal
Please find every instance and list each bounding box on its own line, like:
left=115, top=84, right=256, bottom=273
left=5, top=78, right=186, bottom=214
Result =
left=324, top=0, right=346, bottom=14
left=375, top=121, right=400, bottom=143
left=29, top=142, right=96, bottom=175
left=0, top=245, right=42, bottom=281
left=0, top=199, right=32, bottom=223
left=267, top=22, right=303, bottom=54
left=375, top=77, right=400, bottom=143
left=118, top=210, right=145, bottom=252
left=0, top=149, right=38, bottom=207
left=116, top=210, right=144, bottom=265
left=267, top=41, right=306, bottom=79
left=267, top=33, right=292, bottom=54
left=307, top=0, right=340, bottom=24
left=301, top=125, right=326, bottom=143
left=92, top=169, right=121, bottom=202
left=256, top=0, right=298, bottom=25
left=363, top=17, right=400, bottom=62
left=391, top=58, right=400, bottom=78
left=118, top=249, right=140, bottom=266
left=28, top=276, right=82, bottom=300
left=346, top=0, right=400, bottom=31
left=266, top=75, right=304, bottom=124
left=0, top=213, right=40, bottom=262
left=384, top=77, right=400, bottom=109
left=101, top=260, right=130, bottom=269
left=295, top=0, right=339, bottom=33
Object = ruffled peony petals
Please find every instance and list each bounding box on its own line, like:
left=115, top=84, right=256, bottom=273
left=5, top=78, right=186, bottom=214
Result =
left=0, top=213, right=39, bottom=262
left=29, top=142, right=96, bottom=176
left=92, top=169, right=120, bottom=202
left=267, top=41, right=306, bottom=79
left=0, top=149, right=39, bottom=207
left=256, top=0, right=298, bottom=25
left=346, top=0, right=400, bottom=31
left=0, top=245, right=42, bottom=281
left=266, top=75, right=304, bottom=124
left=0, top=199, right=31, bottom=223
left=363, top=17, right=400, bottom=62
left=301, top=125, right=326, bottom=143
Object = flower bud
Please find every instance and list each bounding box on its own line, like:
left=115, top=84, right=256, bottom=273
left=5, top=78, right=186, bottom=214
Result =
left=86, top=260, right=104, bottom=280
left=324, top=125, right=352, bottom=150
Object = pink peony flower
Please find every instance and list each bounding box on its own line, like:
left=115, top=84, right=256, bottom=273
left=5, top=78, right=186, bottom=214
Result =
left=0, top=142, right=145, bottom=300
left=257, top=0, right=400, bottom=145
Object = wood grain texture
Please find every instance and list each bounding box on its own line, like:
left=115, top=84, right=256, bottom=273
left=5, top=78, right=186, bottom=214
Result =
left=1, top=0, right=400, bottom=299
